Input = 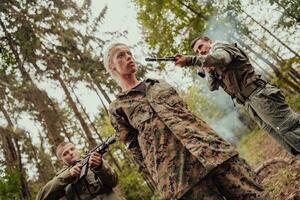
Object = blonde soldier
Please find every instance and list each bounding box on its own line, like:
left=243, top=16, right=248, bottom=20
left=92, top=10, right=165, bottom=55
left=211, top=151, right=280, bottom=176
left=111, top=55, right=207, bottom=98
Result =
left=36, top=142, right=122, bottom=200
left=105, top=43, right=269, bottom=200
left=175, top=36, right=300, bottom=156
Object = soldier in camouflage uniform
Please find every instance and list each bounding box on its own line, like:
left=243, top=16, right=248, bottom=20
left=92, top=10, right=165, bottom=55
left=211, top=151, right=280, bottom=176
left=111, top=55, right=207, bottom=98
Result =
left=104, top=42, right=269, bottom=200
left=175, top=36, right=300, bottom=156
left=36, top=142, right=122, bottom=200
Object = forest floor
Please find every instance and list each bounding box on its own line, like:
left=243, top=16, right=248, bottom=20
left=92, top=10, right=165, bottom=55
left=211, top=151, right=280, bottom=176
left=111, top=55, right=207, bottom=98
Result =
left=237, top=92, right=300, bottom=200
left=237, top=129, right=300, bottom=200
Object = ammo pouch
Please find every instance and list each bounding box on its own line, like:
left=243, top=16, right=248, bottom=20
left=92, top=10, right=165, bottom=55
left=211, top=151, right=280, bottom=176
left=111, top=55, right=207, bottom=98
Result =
left=236, top=79, right=266, bottom=104
left=65, top=174, right=106, bottom=200
left=65, top=181, right=83, bottom=200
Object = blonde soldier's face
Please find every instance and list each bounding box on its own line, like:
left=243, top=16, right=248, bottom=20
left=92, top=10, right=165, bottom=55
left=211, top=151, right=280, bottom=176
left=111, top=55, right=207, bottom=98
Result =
left=109, top=45, right=137, bottom=77
left=60, top=143, right=80, bottom=166
left=193, top=39, right=212, bottom=55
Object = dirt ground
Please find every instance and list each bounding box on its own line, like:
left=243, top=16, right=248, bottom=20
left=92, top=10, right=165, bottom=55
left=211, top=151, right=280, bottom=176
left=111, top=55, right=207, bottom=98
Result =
left=238, top=131, right=300, bottom=200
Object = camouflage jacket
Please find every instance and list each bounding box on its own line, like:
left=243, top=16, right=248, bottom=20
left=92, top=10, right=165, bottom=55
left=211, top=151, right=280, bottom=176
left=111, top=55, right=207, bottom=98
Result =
left=36, top=161, right=121, bottom=200
left=186, top=42, right=261, bottom=103
left=109, top=79, right=238, bottom=199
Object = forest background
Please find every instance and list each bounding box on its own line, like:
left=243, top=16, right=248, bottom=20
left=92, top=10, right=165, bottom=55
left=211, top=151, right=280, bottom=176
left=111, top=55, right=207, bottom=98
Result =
left=0, top=0, right=299, bottom=199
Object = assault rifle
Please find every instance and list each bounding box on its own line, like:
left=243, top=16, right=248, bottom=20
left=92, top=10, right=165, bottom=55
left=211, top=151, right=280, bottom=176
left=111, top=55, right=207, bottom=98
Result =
left=78, top=136, right=116, bottom=180
left=145, top=56, right=176, bottom=62
left=145, top=56, right=206, bottom=78
left=65, top=136, right=116, bottom=199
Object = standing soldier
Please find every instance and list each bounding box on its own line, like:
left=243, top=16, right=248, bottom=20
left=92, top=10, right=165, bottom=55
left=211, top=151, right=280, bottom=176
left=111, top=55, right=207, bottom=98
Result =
left=104, top=42, right=269, bottom=200
left=175, top=36, right=300, bottom=156
left=36, top=141, right=122, bottom=200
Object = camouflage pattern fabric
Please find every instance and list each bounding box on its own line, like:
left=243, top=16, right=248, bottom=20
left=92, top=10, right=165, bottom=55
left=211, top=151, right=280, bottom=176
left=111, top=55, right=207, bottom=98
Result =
left=109, top=79, right=238, bottom=199
left=180, top=156, right=269, bottom=200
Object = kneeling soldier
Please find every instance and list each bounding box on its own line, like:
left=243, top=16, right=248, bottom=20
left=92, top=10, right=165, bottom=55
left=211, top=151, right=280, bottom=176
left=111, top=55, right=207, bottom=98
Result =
left=36, top=142, right=123, bottom=200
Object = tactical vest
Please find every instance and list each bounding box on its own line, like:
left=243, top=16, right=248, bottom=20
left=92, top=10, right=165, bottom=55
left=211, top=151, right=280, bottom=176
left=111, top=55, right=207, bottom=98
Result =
left=55, top=166, right=110, bottom=200
left=213, top=43, right=265, bottom=104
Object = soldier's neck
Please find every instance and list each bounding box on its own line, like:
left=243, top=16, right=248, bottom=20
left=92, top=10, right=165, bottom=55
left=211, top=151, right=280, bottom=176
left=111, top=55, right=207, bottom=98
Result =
left=119, top=75, right=141, bottom=92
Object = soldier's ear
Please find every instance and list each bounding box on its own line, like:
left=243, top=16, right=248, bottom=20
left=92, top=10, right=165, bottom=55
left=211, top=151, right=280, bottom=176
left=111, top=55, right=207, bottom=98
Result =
left=108, top=62, right=116, bottom=71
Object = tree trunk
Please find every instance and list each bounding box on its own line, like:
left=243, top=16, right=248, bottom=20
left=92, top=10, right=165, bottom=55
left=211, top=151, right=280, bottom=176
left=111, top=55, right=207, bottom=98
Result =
left=0, top=18, right=64, bottom=151
left=271, top=0, right=300, bottom=22
left=231, top=15, right=300, bottom=86
left=240, top=25, right=300, bottom=83
left=54, top=73, right=96, bottom=148
left=234, top=36, right=300, bottom=93
left=25, top=131, right=53, bottom=183
left=47, top=100, right=73, bottom=143
left=88, top=73, right=112, bottom=104
left=0, top=19, right=32, bottom=82
left=0, top=126, right=18, bottom=168
left=245, top=33, right=300, bottom=84
left=0, top=103, right=31, bottom=199
left=89, top=81, right=109, bottom=114
left=288, top=67, right=300, bottom=80
left=247, top=33, right=283, bottom=63
left=15, top=138, right=31, bottom=199
left=69, top=85, right=122, bottom=171
left=236, top=7, right=300, bottom=58
left=176, top=0, right=209, bottom=20
left=249, top=58, right=273, bottom=79
left=247, top=31, right=284, bottom=62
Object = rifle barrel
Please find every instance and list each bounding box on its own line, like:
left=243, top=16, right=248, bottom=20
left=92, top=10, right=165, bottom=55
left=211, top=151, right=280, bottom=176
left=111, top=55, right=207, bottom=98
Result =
left=145, top=57, right=176, bottom=62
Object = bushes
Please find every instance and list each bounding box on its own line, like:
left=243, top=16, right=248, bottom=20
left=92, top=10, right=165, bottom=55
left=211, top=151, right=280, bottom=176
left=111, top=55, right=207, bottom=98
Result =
left=0, top=169, right=22, bottom=200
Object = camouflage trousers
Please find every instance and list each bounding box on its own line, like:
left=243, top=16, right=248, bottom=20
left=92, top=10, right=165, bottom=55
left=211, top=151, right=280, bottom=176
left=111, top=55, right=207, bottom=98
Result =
left=180, top=156, right=269, bottom=200
left=245, top=84, right=300, bottom=155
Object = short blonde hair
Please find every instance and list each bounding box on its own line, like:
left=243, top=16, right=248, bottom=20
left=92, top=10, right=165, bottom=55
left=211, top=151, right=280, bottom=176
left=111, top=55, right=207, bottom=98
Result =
left=56, top=141, right=73, bottom=159
left=103, top=42, right=128, bottom=80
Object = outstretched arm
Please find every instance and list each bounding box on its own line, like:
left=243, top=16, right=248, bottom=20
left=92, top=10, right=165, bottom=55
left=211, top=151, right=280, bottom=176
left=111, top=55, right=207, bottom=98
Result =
left=186, top=48, right=232, bottom=67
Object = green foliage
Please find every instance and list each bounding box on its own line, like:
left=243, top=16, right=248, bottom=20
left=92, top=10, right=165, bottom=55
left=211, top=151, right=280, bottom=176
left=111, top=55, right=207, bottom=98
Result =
left=94, top=110, right=160, bottom=200
left=181, top=82, right=249, bottom=142
left=0, top=47, right=20, bottom=91
left=268, top=0, right=300, bottom=28
left=263, top=168, right=298, bottom=199
left=118, top=161, right=159, bottom=200
left=236, top=128, right=263, bottom=166
left=0, top=169, right=22, bottom=199
left=94, top=109, right=115, bottom=138
left=183, top=85, right=226, bottom=120
left=286, top=91, right=300, bottom=112
left=133, top=0, right=214, bottom=58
